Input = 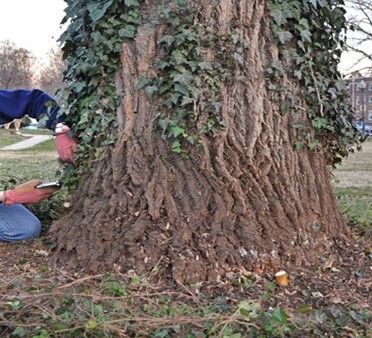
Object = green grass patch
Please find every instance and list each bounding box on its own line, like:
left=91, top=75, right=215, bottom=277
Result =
left=21, top=139, right=56, bottom=152
left=336, top=187, right=372, bottom=228
left=336, top=163, right=372, bottom=172
left=0, top=155, right=60, bottom=187
left=333, top=140, right=372, bottom=231
left=0, top=128, right=58, bottom=186
left=0, top=132, right=25, bottom=147
left=0, top=129, right=53, bottom=148
left=21, top=128, right=53, bottom=135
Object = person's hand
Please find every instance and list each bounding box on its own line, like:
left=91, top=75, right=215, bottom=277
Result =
left=3, top=180, right=59, bottom=206
left=55, top=124, right=77, bottom=163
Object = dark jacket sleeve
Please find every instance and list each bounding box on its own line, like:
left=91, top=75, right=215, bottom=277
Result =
left=0, top=89, right=66, bottom=130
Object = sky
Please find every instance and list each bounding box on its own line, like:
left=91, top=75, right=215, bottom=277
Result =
left=0, top=0, right=66, bottom=63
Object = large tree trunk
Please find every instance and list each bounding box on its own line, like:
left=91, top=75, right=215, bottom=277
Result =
left=49, top=0, right=348, bottom=283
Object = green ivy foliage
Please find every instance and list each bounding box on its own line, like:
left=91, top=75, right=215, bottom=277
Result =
left=59, top=0, right=357, bottom=179
left=269, top=0, right=362, bottom=166
left=139, top=1, right=246, bottom=157
left=58, top=0, right=142, bottom=187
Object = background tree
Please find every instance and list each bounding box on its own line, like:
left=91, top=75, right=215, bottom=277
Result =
left=37, top=47, right=66, bottom=97
left=344, top=0, right=372, bottom=73
left=0, top=40, right=35, bottom=89
left=49, top=0, right=361, bottom=283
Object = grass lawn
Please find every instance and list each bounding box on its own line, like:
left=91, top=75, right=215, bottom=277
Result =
left=0, top=128, right=53, bottom=148
left=0, top=130, right=25, bottom=147
left=21, top=138, right=56, bottom=152
left=0, top=129, right=60, bottom=187
left=21, top=128, right=54, bottom=135
left=333, top=139, right=372, bottom=229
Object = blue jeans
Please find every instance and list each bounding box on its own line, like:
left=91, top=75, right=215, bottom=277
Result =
left=0, top=203, right=41, bottom=242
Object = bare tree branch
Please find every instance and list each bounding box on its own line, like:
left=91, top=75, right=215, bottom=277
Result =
left=344, top=0, right=372, bottom=70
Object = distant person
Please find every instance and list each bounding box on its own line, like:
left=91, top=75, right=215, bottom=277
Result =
left=0, top=89, right=77, bottom=242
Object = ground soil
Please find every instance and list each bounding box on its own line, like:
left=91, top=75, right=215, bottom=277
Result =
left=0, top=223, right=370, bottom=336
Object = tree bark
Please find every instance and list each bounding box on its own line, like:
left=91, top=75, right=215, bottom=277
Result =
left=49, top=0, right=349, bottom=283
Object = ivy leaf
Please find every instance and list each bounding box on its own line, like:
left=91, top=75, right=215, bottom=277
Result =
left=328, top=87, right=337, bottom=99
left=173, top=72, right=193, bottom=85
left=271, top=308, right=288, bottom=324
left=159, top=119, right=170, bottom=132
left=270, top=7, right=287, bottom=26
left=295, top=140, right=304, bottom=150
left=277, top=30, right=293, bottom=44
left=269, top=2, right=296, bottom=25
left=87, top=1, right=114, bottom=22
left=312, top=117, right=328, bottom=129
left=145, top=85, right=158, bottom=98
left=294, top=70, right=302, bottom=80
left=165, top=93, right=181, bottom=108
left=125, top=0, right=140, bottom=7
left=238, top=301, right=260, bottom=319
left=11, top=327, right=27, bottom=337
left=198, top=61, right=213, bottom=71
left=308, top=140, right=321, bottom=150
left=157, top=60, right=170, bottom=70
left=160, top=35, right=175, bottom=46
left=171, top=126, right=185, bottom=137
left=136, top=76, right=151, bottom=89
left=310, top=0, right=318, bottom=8
left=119, top=25, right=136, bottom=38
left=171, top=140, right=182, bottom=153
left=174, top=84, right=190, bottom=96
left=300, top=29, right=312, bottom=43
left=122, top=9, right=142, bottom=25
left=280, top=101, right=291, bottom=114
left=181, top=96, right=194, bottom=106
left=91, top=31, right=104, bottom=44
left=171, top=50, right=187, bottom=64
left=186, top=135, right=196, bottom=144
left=159, top=82, right=172, bottom=94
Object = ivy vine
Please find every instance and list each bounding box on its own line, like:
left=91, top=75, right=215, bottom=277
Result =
left=58, top=0, right=142, bottom=187
left=58, top=0, right=354, bottom=177
left=58, top=0, right=247, bottom=189
left=268, top=0, right=362, bottom=166
left=138, top=1, right=246, bottom=157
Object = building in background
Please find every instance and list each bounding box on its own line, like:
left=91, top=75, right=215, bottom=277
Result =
left=346, top=76, right=372, bottom=136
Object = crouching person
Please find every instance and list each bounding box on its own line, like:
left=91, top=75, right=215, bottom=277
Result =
left=0, top=180, right=58, bottom=242
left=0, top=180, right=59, bottom=242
